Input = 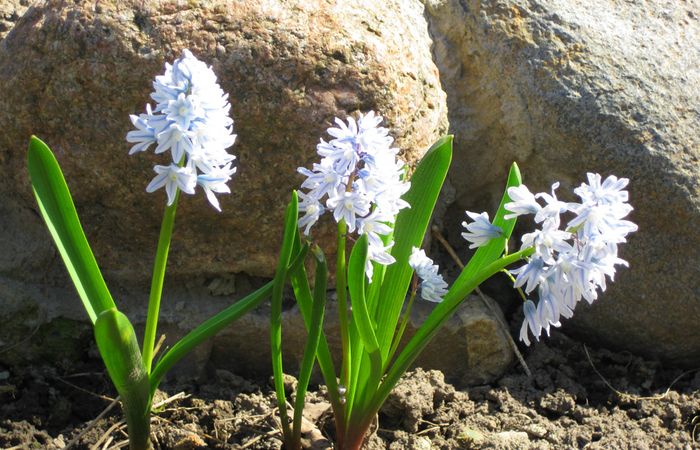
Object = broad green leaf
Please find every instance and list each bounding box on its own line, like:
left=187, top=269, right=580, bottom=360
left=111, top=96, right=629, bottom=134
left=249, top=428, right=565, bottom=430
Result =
left=270, top=191, right=300, bottom=444
left=94, top=308, right=151, bottom=447
left=373, top=136, right=453, bottom=361
left=345, top=235, right=383, bottom=420
left=291, top=246, right=328, bottom=446
left=28, top=136, right=115, bottom=323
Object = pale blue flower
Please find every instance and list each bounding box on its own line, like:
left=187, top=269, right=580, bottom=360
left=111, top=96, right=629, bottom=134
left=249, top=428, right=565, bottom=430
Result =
left=146, top=164, right=197, bottom=206
left=520, top=219, right=572, bottom=262
left=196, top=163, right=236, bottom=212
left=519, top=300, right=540, bottom=346
left=298, top=191, right=326, bottom=236
left=409, top=247, right=448, bottom=303
left=461, top=211, right=503, bottom=249
left=534, top=182, right=569, bottom=224
left=126, top=104, right=157, bottom=155
left=504, top=184, right=541, bottom=219
left=326, top=191, right=371, bottom=233
left=574, top=173, right=629, bottom=206
left=511, top=256, right=547, bottom=294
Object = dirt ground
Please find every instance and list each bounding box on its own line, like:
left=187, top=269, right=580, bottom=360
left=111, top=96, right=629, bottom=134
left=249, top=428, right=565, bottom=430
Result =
left=1, top=331, right=699, bottom=449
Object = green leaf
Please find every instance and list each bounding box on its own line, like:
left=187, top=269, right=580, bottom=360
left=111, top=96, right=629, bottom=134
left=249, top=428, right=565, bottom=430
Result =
left=345, top=234, right=383, bottom=420
left=288, top=230, right=344, bottom=433
left=347, top=235, right=379, bottom=354
left=94, top=308, right=151, bottom=448
left=270, top=191, right=300, bottom=445
left=373, top=136, right=453, bottom=361
left=27, top=136, right=115, bottom=323
left=291, top=246, right=328, bottom=446
left=369, top=163, right=529, bottom=420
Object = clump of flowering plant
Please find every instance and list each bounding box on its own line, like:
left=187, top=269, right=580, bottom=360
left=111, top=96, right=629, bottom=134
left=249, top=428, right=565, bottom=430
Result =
left=502, top=176, right=637, bottom=344
left=270, top=112, right=636, bottom=450
left=27, top=50, right=287, bottom=450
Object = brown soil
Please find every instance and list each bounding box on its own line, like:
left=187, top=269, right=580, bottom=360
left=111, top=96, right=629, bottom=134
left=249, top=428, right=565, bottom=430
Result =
left=1, top=332, right=699, bottom=449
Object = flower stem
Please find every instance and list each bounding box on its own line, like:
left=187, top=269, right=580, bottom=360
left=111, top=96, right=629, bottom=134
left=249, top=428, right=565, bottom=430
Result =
left=500, top=268, right=528, bottom=302
left=142, top=191, right=180, bottom=373
left=336, top=220, right=350, bottom=388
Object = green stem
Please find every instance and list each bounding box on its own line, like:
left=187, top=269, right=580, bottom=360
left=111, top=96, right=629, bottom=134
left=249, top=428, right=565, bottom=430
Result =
left=142, top=192, right=180, bottom=374
left=124, top=401, right=152, bottom=450
left=270, top=195, right=299, bottom=446
left=336, top=220, right=350, bottom=388
left=501, top=268, right=528, bottom=302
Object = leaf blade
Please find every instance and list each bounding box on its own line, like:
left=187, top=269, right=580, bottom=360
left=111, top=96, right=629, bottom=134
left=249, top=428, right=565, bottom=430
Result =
left=373, top=136, right=453, bottom=360
left=28, top=136, right=115, bottom=323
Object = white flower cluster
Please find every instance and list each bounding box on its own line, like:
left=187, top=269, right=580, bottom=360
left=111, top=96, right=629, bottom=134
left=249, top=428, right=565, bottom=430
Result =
left=409, top=247, right=449, bottom=303
left=504, top=174, right=638, bottom=345
left=297, top=112, right=411, bottom=278
left=127, top=50, right=237, bottom=211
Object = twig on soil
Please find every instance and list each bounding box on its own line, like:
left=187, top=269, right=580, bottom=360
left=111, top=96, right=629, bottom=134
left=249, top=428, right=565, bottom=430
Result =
left=431, top=226, right=532, bottom=378
left=64, top=397, right=120, bottom=450
left=61, top=371, right=108, bottom=378
left=99, top=436, right=113, bottom=450
left=152, top=391, right=188, bottom=410
left=240, top=429, right=281, bottom=449
left=153, top=414, right=228, bottom=447
left=218, top=411, right=274, bottom=423
left=583, top=345, right=699, bottom=401
left=90, top=419, right=126, bottom=450
left=54, top=375, right=116, bottom=403
left=417, top=426, right=441, bottom=436
left=416, top=418, right=449, bottom=436
left=0, top=319, right=42, bottom=355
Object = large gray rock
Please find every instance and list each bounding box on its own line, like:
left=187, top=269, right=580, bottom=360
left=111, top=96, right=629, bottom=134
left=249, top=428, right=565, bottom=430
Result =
left=0, top=0, right=447, bottom=282
left=0, top=0, right=450, bottom=370
left=423, top=0, right=700, bottom=364
left=0, top=1, right=519, bottom=385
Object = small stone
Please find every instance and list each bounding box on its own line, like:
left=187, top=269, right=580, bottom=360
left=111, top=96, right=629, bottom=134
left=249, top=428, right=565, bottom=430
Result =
left=494, top=431, right=531, bottom=447
left=173, top=433, right=207, bottom=450
left=53, top=435, right=66, bottom=449
left=459, top=427, right=486, bottom=447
